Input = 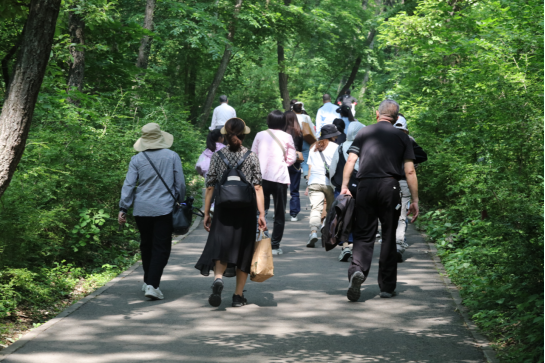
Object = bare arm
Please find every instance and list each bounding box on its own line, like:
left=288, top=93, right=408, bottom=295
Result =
left=203, top=186, right=215, bottom=232
left=255, top=185, right=267, bottom=230
left=340, top=153, right=358, bottom=196
left=404, top=160, right=419, bottom=222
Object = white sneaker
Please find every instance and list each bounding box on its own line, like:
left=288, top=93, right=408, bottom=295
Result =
left=145, top=285, right=164, bottom=300
left=338, top=248, right=352, bottom=262
left=307, top=232, right=318, bottom=248
left=378, top=239, right=382, bottom=244
left=272, top=248, right=283, bottom=255
left=290, top=216, right=298, bottom=222
left=142, top=283, right=147, bottom=292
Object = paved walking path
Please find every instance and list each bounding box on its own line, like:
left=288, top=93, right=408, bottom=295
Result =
left=1, top=194, right=486, bottom=362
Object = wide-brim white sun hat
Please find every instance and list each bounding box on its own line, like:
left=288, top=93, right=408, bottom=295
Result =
left=133, top=123, right=174, bottom=152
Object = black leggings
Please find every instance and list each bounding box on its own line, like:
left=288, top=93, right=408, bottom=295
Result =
left=135, top=213, right=173, bottom=288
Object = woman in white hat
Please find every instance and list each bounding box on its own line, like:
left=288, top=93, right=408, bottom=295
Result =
left=118, top=123, right=185, bottom=301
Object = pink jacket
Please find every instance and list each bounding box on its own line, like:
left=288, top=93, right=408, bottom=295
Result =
left=251, top=129, right=296, bottom=184
left=195, top=143, right=225, bottom=177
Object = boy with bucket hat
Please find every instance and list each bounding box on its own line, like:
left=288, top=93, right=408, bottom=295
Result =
left=118, top=123, right=186, bottom=300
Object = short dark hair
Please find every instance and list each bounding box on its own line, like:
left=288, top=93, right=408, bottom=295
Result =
left=267, top=110, right=286, bottom=130
left=345, top=89, right=351, bottom=95
left=333, top=118, right=345, bottom=133
left=219, top=95, right=228, bottom=103
left=323, top=94, right=331, bottom=102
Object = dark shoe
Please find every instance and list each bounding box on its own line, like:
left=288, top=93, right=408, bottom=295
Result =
left=380, top=291, right=397, bottom=298
left=232, top=293, right=247, bottom=307
left=208, top=279, right=224, bottom=307
left=397, top=251, right=403, bottom=263
left=347, top=271, right=366, bottom=302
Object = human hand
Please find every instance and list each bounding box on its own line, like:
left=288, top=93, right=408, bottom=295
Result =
left=118, top=212, right=126, bottom=225
left=408, top=201, right=419, bottom=223
left=340, top=186, right=352, bottom=196
left=258, top=215, right=267, bottom=231
left=304, top=187, right=309, bottom=196
left=203, top=214, right=212, bottom=232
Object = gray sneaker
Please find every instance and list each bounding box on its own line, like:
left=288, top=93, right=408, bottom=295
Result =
left=347, top=271, right=366, bottom=302
left=380, top=291, right=396, bottom=298
left=307, top=232, right=318, bottom=248
left=272, top=248, right=283, bottom=255
left=338, top=248, right=352, bottom=262
left=141, top=283, right=147, bottom=292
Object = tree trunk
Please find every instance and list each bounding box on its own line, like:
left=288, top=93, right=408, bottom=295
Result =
left=277, top=43, right=290, bottom=111
left=199, top=0, right=243, bottom=127
left=67, top=7, right=85, bottom=105
left=336, top=29, right=376, bottom=101
left=1, top=33, right=23, bottom=97
left=136, top=0, right=156, bottom=69
left=277, top=0, right=292, bottom=111
left=0, top=0, right=62, bottom=199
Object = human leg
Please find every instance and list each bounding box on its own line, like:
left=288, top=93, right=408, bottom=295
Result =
left=348, top=180, right=379, bottom=280
left=234, top=269, right=249, bottom=296
left=146, top=213, right=173, bottom=289
left=308, top=184, right=324, bottom=232
left=396, top=180, right=411, bottom=254
left=135, top=216, right=154, bottom=285
left=288, top=166, right=301, bottom=218
left=270, top=182, right=288, bottom=250
left=376, top=179, right=402, bottom=293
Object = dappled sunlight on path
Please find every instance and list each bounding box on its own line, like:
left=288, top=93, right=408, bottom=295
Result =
left=2, top=195, right=485, bottom=363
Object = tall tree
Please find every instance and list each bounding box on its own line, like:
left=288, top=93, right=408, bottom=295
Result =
left=136, top=0, right=156, bottom=69
left=199, top=0, right=243, bottom=127
left=66, top=5, right=86, bottom=105
left=277, top=0, right=291, bottom=111
left=0, top=0, right=63, bottom=198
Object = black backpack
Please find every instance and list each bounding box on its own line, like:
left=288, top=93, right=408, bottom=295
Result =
left=214, top=149, right=255, bottom=209
left=332, top=145, right=358, bottom=195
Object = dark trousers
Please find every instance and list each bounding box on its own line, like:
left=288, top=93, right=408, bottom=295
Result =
left=288, top=165, right=302, bottom=217
left=263, top=180, right=288, bottom=249
left=135, top=213, right=173, bottom=288
left=348, top=178, right=401, bottom=293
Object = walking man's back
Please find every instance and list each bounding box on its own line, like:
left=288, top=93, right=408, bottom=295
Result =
left=341, top=99, right=420, bottom=302
left=210, top=95, right=236, bottom=131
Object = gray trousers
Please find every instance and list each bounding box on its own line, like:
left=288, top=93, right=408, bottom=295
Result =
left=395, top=180, right=411, bottom=254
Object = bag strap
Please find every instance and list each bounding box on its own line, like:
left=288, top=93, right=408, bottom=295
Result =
left=237, top=150, right=252, bottom=169
left=218, top=149, right=252, bottom=170
left=142, top=151, right=180, bottom=206
left=266, top=129, right=286, bottom=159
left=319, top=150, right=330, bottom=173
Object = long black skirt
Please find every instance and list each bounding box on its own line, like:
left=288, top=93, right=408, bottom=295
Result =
left=195, top=202, right=257, bottom=277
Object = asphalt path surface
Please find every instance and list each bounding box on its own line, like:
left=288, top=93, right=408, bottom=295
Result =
left=2, top=192, right=485, bottom=362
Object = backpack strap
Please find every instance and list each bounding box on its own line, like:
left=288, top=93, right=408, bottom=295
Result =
left=237, top=150, right=252, bottom=170
left=319, top=150, right=330, bottom=173
left=217, top=149, right=233, bottom=169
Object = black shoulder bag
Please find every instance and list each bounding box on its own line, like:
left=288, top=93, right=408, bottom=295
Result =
left=142, top=151, right=204, bottom=235
left=214, top=149, right=255, bottom=209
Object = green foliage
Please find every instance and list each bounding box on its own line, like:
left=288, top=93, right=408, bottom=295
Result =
left=377, top=0, right=544, bottom=361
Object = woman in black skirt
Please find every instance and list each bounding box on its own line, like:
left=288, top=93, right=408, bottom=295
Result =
left=195, top=118, right=267, bottom=307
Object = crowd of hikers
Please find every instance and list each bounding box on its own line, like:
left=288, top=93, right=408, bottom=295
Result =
left=118, top=93, right=427, bottom=306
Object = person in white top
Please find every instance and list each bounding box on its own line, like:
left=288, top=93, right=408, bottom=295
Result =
left=291, top=101, right=316, bottom=179
left=315, top=94, right=339, bottom=137
left=305, top=124, right=340, bottom=248
left=209, top=95, right=236, bottom=131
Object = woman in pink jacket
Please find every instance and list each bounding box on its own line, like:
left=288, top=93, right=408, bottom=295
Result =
left=251, top=110, right=297, bottom=255
left=195, top=129, right=225, bottom=178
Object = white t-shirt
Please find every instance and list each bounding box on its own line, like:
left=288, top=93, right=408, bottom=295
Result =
left=307, top=141, right=339, bottom=186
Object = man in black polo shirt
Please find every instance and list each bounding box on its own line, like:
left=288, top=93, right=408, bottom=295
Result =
left=340, top=99, right=419, bottom=301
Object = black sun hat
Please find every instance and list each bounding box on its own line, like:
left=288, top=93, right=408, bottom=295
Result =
left=319, top=124, right=341, bottom=140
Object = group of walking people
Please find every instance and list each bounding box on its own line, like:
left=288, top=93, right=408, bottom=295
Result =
left=117, top=93, right=426, bottom=307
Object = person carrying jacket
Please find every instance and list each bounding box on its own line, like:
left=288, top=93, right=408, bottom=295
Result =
left=329, top=121, right=366, bottom=261
left=118, top=123, right=186, bottom=301
left=341, top=100, right=419, bottom=302
left=251, top=110, right=297, bottom=255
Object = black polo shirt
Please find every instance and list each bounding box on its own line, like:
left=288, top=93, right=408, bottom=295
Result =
left=347, top=121, right=415, bottom=180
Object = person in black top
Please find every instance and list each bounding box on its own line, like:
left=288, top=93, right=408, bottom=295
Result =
left=341, top=99, right=419, bottom=301
left=336, top=89, right=358, bottom=116
left=284, top=111, right=304, bottom=221
left=332, top=118, right=347, bottom=144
